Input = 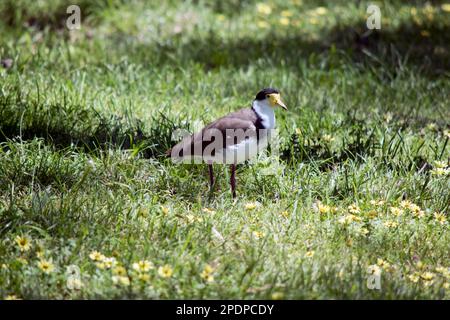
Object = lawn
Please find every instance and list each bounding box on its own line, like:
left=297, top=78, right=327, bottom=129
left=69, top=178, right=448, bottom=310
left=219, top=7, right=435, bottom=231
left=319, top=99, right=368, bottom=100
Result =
left=0, top=0, right=449, bottom=299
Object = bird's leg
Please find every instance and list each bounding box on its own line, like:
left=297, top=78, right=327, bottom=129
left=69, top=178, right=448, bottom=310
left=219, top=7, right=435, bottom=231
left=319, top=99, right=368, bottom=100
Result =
left=208, top=163, right=214, bottom=190
left=230, top=164, right=236, bottom=198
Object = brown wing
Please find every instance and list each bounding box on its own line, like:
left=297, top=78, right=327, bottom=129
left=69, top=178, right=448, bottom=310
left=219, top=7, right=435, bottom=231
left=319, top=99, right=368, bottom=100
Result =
left=167, top=108, right=258, bottom=159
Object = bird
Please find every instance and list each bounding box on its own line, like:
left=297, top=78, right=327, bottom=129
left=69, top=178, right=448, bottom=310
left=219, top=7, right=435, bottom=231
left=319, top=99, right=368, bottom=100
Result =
left=167, top=88, right=287, bottom=198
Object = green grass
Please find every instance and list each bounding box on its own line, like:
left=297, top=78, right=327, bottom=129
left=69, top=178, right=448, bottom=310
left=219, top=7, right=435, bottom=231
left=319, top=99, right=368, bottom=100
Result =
left=0, top=0, right=449, bottom=299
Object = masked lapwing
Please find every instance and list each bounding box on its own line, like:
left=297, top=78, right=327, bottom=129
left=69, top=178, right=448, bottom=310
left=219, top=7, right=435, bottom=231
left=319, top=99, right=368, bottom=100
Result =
left=167, top=88, right=287, bottom=198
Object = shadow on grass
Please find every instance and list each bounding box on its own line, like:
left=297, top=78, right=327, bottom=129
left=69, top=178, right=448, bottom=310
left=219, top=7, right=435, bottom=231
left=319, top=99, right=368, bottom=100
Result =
left=0, top=87, right=190, bottom=159
left=0, top=0, right=113, bottom=30
left=2, top=1, right=449, bottom=75
left=128, top=20, right=450, bottom=77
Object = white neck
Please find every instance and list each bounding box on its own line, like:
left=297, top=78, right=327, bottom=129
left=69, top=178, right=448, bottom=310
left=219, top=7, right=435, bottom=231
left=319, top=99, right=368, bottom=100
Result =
left=252, top=100, right=275, bottom=129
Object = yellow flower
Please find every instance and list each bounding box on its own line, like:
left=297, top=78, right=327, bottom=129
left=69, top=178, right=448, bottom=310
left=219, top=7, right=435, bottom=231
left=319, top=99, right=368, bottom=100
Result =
left=132, top=260, right=153, bottom=272
left=161, top=206, right=169, bottom=215
left=408, top=274, right=420, bottom=283
left=185, top=214, right=196, bottom=223
left=408, top=203, right=421, bottom=213
left=314, top=7, right=328, bottom=15
left=112, top=266, right=127, bottom=276
left=256, top=3, right=272, bottom=15
left=202, top=274, right=214, bottom=282
left=423, top=279, right=434, bottom=286
left=89, top=251, right=105, bottom=262
left=443, top=129, right=450, bottom=139
left=314, top=201, right=331, bottom=214
left=252, top=231, right=264, bottom=239
left=137, top=273, right=150, bottom=282
left=420, top=272, right=435, bottom=281
left=304, top=250, right=315, bottom=258
left=318, top=203, right=330, bottom=214
left=399, top=200, right=412, bottom=209
left=431, top=167, right=450, bottom=176
left=203, top=264, right=214, bottom=274
left=370, top=199, right=385, bottom=206
left=322, top=134, right=335, bottom=143
left=435, top=266, right=446, bottom=273
left=257, top=21, right=270, bottom=29
left=434, top=212, right=447, bottom=225
left=38, top=259, right=55, bottom=274
left=158, top=264, right=173, bottom=278
left=389, top=207, right=404, bottom=216
left=279, top=17, right=290, bottom=26
left=4, top=294, right=21, bottom=300
left=95, top=262, right=106, bottom=269
left=411, top=7, right=418, bottom=16
left=112, top=275, right=130, bottom=286
left=280, top=210, right=289, bottom=218
left=200, top=264, right=215, bottom=282
left=271, top=292, right=284, bottom=300
left=377, top=258, right=387, bottom=266
left=359, top=227, right=369, bottom=236
left=103, top=257, right=117, bottom=269
left=377, top=258, right=392, bottom=271
left=383, top=220, right=398, bottom=228
left=444, top=282, right=449, bottom=289
left=442, top=4, right=450, bottom=12
left=433, top=160, right=447, bottom=169
left=348, top=204, right=360, bottom=214
left=426, top=123, right=437, bottom=131
left=15, top=236, right=31, bottom=252
left=245, top=202, right=259, bottom=210
left=435, top=266, right=450, bottom=278
left=338, top=214, right=361, bottom=224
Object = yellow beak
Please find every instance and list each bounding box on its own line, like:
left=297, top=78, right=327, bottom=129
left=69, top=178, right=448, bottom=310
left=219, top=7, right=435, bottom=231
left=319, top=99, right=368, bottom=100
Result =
left=268, top=93, right=288, bottom=110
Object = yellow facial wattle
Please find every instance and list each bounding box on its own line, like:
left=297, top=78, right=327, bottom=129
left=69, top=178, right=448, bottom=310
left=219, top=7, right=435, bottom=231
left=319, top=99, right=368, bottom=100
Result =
left=268, top=93, right=287, bottom=110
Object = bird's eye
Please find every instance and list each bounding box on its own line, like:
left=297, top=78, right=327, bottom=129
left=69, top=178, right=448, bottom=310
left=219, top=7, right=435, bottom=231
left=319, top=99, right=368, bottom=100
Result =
left=266, top=94, right=269, bottom=98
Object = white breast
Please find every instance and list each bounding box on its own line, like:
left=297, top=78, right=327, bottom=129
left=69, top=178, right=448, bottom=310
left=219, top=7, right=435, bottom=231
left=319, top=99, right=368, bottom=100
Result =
left=252, top=100, right=275, bottom=129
